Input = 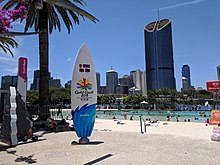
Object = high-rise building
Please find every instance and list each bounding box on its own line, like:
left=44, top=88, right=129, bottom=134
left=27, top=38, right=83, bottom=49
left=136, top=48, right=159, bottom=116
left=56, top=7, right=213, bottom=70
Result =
left=106, top=69, right=118, bottom=94
left=30, top=70, right=40, bottom=90
left=144, top=18, right=176, bottom=90
left=65, top=80, right=71, bottom=90
left=217, top=65, right=220, bottom=80
left=181, top=64, right=191, bottom=91
left=118, top=75, right=133, bottom=89
left=1, top=75, right=17, bottom=90
left=50, top=79, right=61, bottom=88
left=99, top=86, right=106, bottom=94
left=30, top=70, right=53, bottom=90
left=129, top=70, right=147, bottom=95
left=116, top=85, right=128, bottom=95
left=141, top=71, right=147, bottom=95
left=96, top=72, right=101, bottom=94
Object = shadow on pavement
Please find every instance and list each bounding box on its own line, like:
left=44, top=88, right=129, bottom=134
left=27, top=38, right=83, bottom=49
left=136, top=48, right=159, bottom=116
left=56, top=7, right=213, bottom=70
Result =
left=15, top=154, right=37, bottom=164
left=83, top=154, right=113, bottom=165
left=71, top=141, right=104, bottom=145
left=6, top=150, right=37, bottom=164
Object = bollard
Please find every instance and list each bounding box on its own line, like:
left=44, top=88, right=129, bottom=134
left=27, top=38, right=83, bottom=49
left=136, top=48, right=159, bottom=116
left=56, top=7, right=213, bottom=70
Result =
left=144, top=123, right=146, bottom=133
left=139, top=115, right=143, bottom=134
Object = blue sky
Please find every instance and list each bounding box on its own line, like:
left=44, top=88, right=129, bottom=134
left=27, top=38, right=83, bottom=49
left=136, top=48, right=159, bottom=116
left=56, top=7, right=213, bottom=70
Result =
left=0, top=0, right=220, bottom=91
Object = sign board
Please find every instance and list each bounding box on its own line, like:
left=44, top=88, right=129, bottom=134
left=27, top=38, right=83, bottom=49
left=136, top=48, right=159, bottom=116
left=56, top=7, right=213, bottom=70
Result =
left=71, top=44, right=97, bottom=143
left=209, top=110, right=220, bottom=125
left=17, top=57, right=28, bottom=103
left=206, top=81, right=220, bottom=92
left=10, top=87, right=18, bottom=146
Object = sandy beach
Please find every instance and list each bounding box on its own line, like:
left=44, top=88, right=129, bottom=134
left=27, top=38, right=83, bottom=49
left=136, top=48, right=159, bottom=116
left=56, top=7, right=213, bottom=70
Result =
left=0, top=119, right=220, bottom=165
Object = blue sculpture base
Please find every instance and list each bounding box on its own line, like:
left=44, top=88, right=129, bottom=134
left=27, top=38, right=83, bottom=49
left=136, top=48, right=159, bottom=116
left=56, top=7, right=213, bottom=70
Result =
left=79, top=137, right=89, bottom=144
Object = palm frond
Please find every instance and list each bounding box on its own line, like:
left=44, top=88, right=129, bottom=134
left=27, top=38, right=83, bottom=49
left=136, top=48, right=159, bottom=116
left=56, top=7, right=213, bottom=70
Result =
left=68, top=10, right=79, bottom=24
left=2, top=0, right=18, bottom=9
left=0, top=35, right=18, bottom=56
left=25, top=1, right=39, bottom=32
left=48, top=5, right=61, bottom=33
left=73, top=0, right=87, bottom=7
left=45, top=0, right=99, bottom=23
left=55, top=6, right=73, bottom=33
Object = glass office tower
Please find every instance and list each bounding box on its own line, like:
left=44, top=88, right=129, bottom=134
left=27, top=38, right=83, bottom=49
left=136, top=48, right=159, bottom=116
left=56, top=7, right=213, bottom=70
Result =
left=144, top=18, right=176, bottom=90
left=182, top=64, right=191, bottom=91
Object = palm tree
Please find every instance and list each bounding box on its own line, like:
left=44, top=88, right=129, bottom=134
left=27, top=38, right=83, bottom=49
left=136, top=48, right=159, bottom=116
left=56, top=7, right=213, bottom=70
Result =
left=4, top=0, right=98, bottom=120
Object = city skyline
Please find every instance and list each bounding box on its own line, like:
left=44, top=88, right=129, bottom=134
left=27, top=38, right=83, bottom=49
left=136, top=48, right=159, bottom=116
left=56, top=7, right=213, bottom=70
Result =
left=0, top=0, right=220, bottom=91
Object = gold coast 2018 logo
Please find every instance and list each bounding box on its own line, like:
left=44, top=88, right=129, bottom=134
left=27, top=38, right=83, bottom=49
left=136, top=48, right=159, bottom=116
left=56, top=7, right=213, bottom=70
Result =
left=75, top=78, right=94, bottom=101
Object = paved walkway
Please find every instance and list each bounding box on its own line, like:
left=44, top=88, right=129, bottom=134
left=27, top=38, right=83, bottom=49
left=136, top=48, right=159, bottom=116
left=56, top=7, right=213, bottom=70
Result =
left=1, top=130, right=220, bottom=165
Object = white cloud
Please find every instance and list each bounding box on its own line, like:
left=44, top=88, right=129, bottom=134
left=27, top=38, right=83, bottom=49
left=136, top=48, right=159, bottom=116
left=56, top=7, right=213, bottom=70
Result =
left=65, top=57, right=72, bottom=62
left=1, top=67, right=18, bottom=74
left=157, top=0, right=206, bottom=10
left=0, top=56, right=17, bottom=62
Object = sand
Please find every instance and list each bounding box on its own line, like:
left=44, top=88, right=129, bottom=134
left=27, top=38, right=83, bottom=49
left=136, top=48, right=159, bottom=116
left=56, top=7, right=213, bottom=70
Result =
left=94, top=119, right=214, bottom=140
left=0, top=119, right=220, bottom=165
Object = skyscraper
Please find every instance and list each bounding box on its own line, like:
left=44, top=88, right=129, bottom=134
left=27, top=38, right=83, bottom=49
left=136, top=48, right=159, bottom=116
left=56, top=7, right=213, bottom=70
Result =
left=31, top=70, right=52, bottom=90
left=96, top=72, right=101, bottom=94
left=106, top=69, right=118, bottom=94
left=181, top=64, right=191, bottom=91
left=129, top=69, right=147, bottom=95
left=30, top=70, right=40, bottom=90
left=217, top=65, right=220, bottom=80
left=1, top=75, right=17, bottom=90
left=118, top=75, right=133, bottom=89
left=144, top=18, right=176, bottom=90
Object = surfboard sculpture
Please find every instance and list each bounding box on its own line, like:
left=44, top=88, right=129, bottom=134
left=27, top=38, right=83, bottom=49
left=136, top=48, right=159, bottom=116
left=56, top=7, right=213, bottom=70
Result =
left=71, top=44, right=97, bottom=144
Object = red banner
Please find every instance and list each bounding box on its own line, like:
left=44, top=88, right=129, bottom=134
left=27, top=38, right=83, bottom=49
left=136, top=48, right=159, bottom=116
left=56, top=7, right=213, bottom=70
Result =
left=206, top=81, right=220, bottom=92
left=18, top=57, right=27, bottom=81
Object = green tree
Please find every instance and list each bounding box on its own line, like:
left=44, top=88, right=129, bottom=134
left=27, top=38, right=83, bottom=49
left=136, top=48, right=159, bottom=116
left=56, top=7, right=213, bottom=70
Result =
left=99, top=94, right=115, bottom=107
left=123, top=94, right=146, bottom=108
left=27, top=90, right=39, bottom=104
left=4, top=0, right=98, bottom=120
left=147, top=90, right=157, bottom=104
left=50, top=87, right=70, bottom=104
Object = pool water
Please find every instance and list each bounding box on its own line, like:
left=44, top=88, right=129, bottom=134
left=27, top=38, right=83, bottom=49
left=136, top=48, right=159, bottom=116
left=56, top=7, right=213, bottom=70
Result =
left=95, top=110, right=211, bottom=123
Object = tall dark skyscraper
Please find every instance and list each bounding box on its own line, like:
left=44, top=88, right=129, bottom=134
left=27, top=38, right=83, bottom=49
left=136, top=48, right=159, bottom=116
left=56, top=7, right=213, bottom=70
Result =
left=31, top=70, right=52, bottom=90
left=182, top=64, right=191, bottom=91
left=96, top=72, right=101, bottom=94
left=144, top=18, right=176, bottom=90
left=106, top=69, right=118, bottom=94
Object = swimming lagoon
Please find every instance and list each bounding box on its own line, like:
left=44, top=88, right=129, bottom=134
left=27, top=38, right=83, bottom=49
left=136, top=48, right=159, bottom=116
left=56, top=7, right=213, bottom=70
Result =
left=95, top=110, right=211, bottom=123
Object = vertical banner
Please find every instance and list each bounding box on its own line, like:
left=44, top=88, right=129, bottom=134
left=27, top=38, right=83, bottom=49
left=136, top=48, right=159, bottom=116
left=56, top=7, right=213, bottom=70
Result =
left=71, top=44, right=97, bottom=144
left=17, top=57, right=28, bottom=103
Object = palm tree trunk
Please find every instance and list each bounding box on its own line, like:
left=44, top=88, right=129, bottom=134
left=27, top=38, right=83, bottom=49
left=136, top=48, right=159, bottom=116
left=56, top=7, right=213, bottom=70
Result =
left=38, top=3, right=50, bottom=120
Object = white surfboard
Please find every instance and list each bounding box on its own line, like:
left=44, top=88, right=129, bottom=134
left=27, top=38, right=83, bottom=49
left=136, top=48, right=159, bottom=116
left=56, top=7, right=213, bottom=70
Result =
left=71, top=44, right=97, bottom=109
left=71, top=44, right=97, bottom=143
